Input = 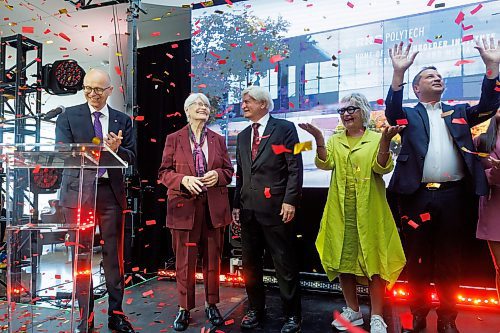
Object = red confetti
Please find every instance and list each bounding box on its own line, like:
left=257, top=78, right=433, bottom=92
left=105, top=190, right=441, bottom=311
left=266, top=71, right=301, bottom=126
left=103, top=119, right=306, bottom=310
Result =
left=58, top=32, right=71, bottom=42
left=22, top=26, right=34, bottom=34
left=461, top=23, right=473, bottom=30
left=225, top=0, right=233, bottom=5
left=224, top=319, right=235, bottom=325
left=346, top=1, right=354, bottom=8
left=452, top=118, right=467, bottom=125
left=218, top=59, right=227, bottom=65
left=33, top=165, right=41, bottom=174
left=198, top=84, right=207, bottom=88
left=209, top=51, right=221, bottom=59
left=427, top=0, right=435, bottom=5
left=171, top=43, right=178, bottom=48
left=271, top=144, right=292, bottom=155
left=462, top=35, right=474, bottom=42
left=114, top=66, right=122, bottom=76
left=374, top=38, right=383, bottom=44
left=135, top=115, right=144, bottom=121
left=145, top=219, right=156, bottom=226
left=113, top=310, right=125, bottom=315
left=270, top=54, right=284, bottom=64
left=333, top=311, right=367, bottom=333
left=376, top=99, right=384, bottom=105
left=396, top=119, right=408, bottom=125
left=289, top=102, right=295, bottom=109
left=454, top=11, right=465, bottom=25
left=125, top=275, right=133, bottom=285
left=407, top=220, right=419, bottom=229
left=55, top=274, right=61, bottom=279
left=264, top=187, right=271, bottom=199
left=132, top=267, right=140, bottom=272
left=420, top=212, right=431, bottom=222
left=251, top=51, right=257, bottom=62
left=126, top=298, right=133, bottom=305
left=454, top=59, right=475, bottom=66
left=470, top=3, right=483, bottom=15
left=151, top=31, right=161, bottom=37
left=150, top=138, right=157, bottom=143
left=142, top=289, right=154, bottom=297
left=43, top=28, right=51, bottom=34
left=185, top=242, right=197, bottom=247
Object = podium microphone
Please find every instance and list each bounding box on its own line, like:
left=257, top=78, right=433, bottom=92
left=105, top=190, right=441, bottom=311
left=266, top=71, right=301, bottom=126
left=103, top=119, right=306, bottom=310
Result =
left=42, top=106, right=65, bottom=120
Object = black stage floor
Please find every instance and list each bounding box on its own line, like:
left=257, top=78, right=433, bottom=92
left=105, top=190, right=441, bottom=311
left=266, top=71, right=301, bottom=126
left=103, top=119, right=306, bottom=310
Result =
left=1, top=278, right=499, bottom=332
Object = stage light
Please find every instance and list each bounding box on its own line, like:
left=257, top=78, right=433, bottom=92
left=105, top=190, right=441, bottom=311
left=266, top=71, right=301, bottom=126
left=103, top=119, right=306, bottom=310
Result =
left=41, top=59, right=85, bottom=95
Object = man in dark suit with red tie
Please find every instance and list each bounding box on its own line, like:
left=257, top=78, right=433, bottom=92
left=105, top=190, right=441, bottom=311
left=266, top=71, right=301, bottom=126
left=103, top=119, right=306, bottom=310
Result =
left=232, top=86, right=303, bottom=333
left=56, top=69, right=136, bottom=333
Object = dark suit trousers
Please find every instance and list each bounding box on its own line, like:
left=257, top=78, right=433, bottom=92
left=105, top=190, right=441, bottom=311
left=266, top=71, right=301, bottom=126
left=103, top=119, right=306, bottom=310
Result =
left=241, top=210, right=301, bottom=317
left=171, top=194, right=224, bottom=310
left=399, top=181, right=469, bottom=322
left=64, top=182, right=125, bottom=321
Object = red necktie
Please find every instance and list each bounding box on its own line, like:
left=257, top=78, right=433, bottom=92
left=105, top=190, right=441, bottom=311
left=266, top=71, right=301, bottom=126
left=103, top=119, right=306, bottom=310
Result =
left=251, top=123, right=261, bottom=161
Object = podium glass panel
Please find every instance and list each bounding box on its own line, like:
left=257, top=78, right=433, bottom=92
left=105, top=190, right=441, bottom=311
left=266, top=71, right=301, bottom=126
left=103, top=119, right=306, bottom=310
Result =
left=2, top=144, right=127, bottom=333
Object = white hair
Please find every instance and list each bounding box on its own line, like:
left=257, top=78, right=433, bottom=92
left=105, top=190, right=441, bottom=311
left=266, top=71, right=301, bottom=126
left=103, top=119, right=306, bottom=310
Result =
left=241, top=86, right=274, bottom=111
left=184, top=93, right=210, bottom=111
left=340, top=93, right=371, bottom=127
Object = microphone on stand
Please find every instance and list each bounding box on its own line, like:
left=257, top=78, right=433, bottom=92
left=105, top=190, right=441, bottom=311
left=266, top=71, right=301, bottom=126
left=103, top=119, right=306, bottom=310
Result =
left=42, top=106, right=65, bottom=120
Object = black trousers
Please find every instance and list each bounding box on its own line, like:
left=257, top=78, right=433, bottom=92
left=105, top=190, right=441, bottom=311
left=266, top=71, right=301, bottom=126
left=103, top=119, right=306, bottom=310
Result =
left=241, top=210, right=301, bottom=317
left=63, top=182, right=124, bottom=324
left=399, top=180, right=470, bottom=323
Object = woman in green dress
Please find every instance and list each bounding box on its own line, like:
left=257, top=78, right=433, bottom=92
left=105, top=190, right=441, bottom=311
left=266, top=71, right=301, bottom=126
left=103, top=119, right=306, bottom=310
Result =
left=299, top=93, right=406, bottom=333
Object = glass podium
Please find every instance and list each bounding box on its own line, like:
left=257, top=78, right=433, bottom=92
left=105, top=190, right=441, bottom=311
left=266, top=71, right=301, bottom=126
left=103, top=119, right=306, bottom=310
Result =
left=2, top=143, right=128, bottom=333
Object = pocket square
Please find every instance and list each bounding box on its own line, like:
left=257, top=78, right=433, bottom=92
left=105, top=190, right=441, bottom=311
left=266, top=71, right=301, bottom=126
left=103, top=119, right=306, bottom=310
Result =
left=452, top=118, right=467, bottom=125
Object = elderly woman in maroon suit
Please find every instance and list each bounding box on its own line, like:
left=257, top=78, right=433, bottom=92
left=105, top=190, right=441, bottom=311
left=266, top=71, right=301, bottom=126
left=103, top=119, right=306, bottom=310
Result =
left=475, top=108, right=500, bottom=300
left=158, top=93, right=233, bottom=331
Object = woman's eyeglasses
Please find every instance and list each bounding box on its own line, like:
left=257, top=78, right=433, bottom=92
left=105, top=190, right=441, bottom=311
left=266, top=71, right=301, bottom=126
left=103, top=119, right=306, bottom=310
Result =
left=190, top=101, right=210, bottom=108
left=338, top=106, right=361, bottom=115
left=83, top=86, right=111, bottom=95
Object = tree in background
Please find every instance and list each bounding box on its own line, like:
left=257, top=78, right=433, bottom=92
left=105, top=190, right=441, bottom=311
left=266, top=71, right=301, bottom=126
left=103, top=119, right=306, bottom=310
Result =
left=191, top=9, right=291, bottom=115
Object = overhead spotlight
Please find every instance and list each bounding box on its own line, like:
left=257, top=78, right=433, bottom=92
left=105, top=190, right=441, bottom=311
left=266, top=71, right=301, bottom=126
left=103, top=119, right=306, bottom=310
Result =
left=42, top=59, right=85, bottom=95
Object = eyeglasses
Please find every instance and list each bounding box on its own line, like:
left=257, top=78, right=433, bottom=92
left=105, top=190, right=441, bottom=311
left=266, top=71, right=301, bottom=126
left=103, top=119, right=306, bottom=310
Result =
left=83, top=86, right=111, bottom=95
left=338, top=106, right=361, bottom=115
left=189, top=101, right=210, bottom=109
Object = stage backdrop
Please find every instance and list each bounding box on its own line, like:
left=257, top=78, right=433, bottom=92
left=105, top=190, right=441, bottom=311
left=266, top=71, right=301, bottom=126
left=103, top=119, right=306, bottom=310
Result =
left=135, top=39, right=191, bottom=273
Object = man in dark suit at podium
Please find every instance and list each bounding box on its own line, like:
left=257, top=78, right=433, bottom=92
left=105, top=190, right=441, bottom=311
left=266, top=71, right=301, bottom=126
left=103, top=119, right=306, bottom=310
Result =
left=232, top=86, right=303, bottom=333
left=385, top=39, right=499, bottom=333
left=56, top=68, right=136, bottom=333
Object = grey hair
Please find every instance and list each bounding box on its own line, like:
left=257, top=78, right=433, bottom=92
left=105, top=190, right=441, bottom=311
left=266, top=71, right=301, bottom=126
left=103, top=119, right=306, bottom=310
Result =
left=184, top=93, right=210, bottom=111
left=242, top=86, right=274, bottom=111
left=340, top=93, right=371, bottom=127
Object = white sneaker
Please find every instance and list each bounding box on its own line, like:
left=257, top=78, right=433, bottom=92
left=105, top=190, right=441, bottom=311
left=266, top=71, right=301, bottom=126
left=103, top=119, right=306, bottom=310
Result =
left=331, top=306, right=364, bottom=331
left=370, top=315, right=388, bottom=333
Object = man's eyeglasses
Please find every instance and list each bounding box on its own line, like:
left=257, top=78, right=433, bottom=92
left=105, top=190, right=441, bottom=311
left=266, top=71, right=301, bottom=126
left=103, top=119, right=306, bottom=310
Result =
left=83, top=86, right=111, bottom=95
left=338, top=106, right=361, bottom=115
left=189, top=101, right=210, bottom=108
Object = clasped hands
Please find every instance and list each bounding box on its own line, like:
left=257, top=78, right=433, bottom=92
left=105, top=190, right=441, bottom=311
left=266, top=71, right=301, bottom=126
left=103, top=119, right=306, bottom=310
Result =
left=181, top=170, right=219, bottom=195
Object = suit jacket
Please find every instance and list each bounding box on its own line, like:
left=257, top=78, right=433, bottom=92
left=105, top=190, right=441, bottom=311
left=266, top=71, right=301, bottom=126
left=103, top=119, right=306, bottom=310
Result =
left=385, top=76, right=500, bottom=196
left=233, top=116, right=303, bottom=226
left=158, top=125, right=233, bottom=230
left=55, top=103, right=136, bottom=209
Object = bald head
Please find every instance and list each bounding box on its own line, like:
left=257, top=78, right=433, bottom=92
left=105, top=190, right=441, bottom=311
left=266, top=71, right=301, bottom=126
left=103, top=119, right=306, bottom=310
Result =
left=83, top=68, right=113, bottom=111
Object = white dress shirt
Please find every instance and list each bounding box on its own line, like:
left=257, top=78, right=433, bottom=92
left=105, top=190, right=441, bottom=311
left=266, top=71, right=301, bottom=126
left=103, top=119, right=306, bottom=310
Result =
left=250, top=112, right=270, bottom=150
left=89, top=103, right=110, bottom=178
left=421, top=102, right=465, bottom=182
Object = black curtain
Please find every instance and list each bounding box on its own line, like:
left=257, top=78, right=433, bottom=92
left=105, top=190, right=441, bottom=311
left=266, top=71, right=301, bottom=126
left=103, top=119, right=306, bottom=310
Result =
left=132, top=39, right=191, bottom=273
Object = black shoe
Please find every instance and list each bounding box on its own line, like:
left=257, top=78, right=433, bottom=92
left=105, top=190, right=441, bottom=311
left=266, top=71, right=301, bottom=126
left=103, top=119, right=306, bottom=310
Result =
left=173, top=309, right=190, bottom=332
left=205, top=304, right=224, bottom=326
left=240, top=309, right=265, bottom=329
left=412, top=314, right=427, bottom=332
left=281, top=316, right=301, bottom=333
left=75, top=320, right=94, bottom=333
left=108, top=314, right=135, bottom=333
left=437, top=319, right=459, bottom=333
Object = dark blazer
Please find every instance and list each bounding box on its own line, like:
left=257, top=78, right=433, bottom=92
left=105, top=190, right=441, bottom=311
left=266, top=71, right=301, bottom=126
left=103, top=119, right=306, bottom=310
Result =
left=233, top=116, right=303, bottom=226
left=55, top=103, right=136, bottom=209
left=158, top=125, right=233, bottom=230
left=385, top=76, right=500, bottom=196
